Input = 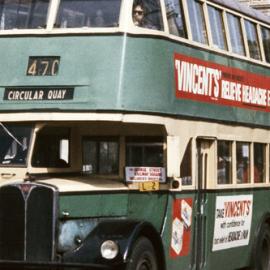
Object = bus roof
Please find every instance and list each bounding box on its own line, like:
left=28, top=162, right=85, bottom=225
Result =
left=212, top=0, right=270, bottom=25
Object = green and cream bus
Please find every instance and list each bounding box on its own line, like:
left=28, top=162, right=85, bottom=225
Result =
left=0, top=0, right=270, bottom=269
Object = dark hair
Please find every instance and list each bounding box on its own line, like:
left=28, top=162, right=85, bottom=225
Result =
left=133, top=1, right=145, bottom=11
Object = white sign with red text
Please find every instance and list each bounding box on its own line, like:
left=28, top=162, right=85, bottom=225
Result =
left=125, top=167, right=166, bottom=183
left=212, top=195, right=253, bottom=251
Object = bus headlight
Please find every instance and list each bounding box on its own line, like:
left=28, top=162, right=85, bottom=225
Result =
left=100, top=240, right=119, bottom=260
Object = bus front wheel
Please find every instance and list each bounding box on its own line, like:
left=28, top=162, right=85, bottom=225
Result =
left=126, top=237, right=158, bottom=270
left=253, top=223, right=270, bottom=270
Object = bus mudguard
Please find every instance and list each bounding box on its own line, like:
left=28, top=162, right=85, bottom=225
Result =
left=251, top=212, right=270, bottom=269
left=62, top=219, right=165, bottom=269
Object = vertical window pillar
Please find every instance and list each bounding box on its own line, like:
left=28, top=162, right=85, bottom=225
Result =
left=241, top=17, right=250, bottom=58
left=257, top=24, right=266, bottom=62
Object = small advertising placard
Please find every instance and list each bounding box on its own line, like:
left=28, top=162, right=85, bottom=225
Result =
left=125, top=167, right=166, bottom=183
left=212, top=195, right=253, bottom=251
left=170, top=198, right=193, bottom=257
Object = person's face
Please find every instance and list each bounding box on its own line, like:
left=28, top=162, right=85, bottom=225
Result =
left=133, top=5, right=144, bottom=25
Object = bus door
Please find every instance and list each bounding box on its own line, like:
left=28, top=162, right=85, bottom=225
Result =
left=192, top=138, right=215, bottom=270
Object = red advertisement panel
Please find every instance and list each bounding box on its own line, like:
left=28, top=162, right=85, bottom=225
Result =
left=174, top=53, right=270, bottom=112
left=170, top=198, right=193, bottom=258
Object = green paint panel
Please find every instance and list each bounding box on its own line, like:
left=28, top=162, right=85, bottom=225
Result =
left=0, top=34, right=269, bottom=127
left=59, top=193, right=128, bottom=218
left=127, top=192, right=168, bottom=232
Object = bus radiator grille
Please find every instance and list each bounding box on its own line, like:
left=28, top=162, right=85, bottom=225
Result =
left=0, top=184, right=57, bottom=262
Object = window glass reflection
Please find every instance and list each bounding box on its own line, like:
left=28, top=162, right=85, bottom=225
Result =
left=254, top=143, right=265, bottom=183
left=82, top=137, right=119, bottom=175
left=261, top=26, right=270, bottom=63
left=0, top=124, right=32, bottom=166
left=180, top=139, right=192, bottom=185
left=208, top=5, right=227, bottom=50
left=32, top=127, right=70, bottom=168
left=236, top=142, right=250, bottom=184
left=55, top=0, right=121, bottom=28
left=165, top=0, right=187, bottom=38
left=0, top=0, right=49, bottom=29
left=187, top=0, right=208, bottom=44
left=126, top=137, right=163, bottom=167
left=217, top=141, right=232, bottom=184
left=227, top=13, right=245, bottom=55
left=244, top=20, right=261, bottom=60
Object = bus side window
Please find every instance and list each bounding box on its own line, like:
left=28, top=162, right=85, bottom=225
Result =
left=32, top=127, right=70, bottom=168
left=82, top=137, right=119, bottom=175
left=261, top=26, right=270, bottom=63
left=165, top=0, right=187, bottom=38
left=0, top=0, right=49, bottom=30
left=227, top=13, right=245, bottom=56
left=126, top=137, right=163, bottom=167
left=180, top=139, right=192, bottom=185
left=186, top=0, right=208, bottom=44
left=208, top=5, right=228, bottom=51
left=254, top=143, right=266, bottom=183
left=236, top=142, right=250, bottom=184
left=132, top=0, right=164, bottom=31
left=217, top=140, right=232, bottom=185
left=55, top=0, right=121, bottom=28
left=244, top=19, right=261, bottom=60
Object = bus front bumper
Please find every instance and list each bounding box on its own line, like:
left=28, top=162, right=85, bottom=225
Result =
left=0, top=260, right=124, bottom=270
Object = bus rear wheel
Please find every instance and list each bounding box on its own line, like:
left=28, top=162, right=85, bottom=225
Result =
left=126, top=237, right=158, bottom=270
left=254, top=223, right=270, bottom=270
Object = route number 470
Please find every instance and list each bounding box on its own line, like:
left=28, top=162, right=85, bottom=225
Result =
left=27, top=57, right=60, bottom=76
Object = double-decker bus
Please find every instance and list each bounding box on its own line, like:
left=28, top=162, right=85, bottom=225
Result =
left=0, top=0, right=270, bottom=269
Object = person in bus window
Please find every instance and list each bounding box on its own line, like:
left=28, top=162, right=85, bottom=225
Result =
left=93, top=9, right=105, bottom=27
left=132, top=2, right=157, bottom=30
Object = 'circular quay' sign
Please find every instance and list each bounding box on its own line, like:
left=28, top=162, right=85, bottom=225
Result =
left=4, top=87, right=74, bottom=101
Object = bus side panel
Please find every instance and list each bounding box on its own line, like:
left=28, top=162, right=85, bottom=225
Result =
left=160, top=192, right=196, bottom=270
left=59, top=192, right=129, bottom=218
left=205, top=189, right=270, bottom=270
left=127, top=192, right=168, bottom=232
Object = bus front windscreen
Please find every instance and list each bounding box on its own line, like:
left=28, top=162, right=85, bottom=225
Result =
left=0, top=123, right=33, bottom=166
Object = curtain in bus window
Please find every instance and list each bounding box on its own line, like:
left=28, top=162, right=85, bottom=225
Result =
left=244, top=19, right=261, bottom=60
left=208, top=6, right=227, bottom=51
left=164, top=0, right=186, bottom=37
left=55, top=0, right=121, bottom=28
left=236, top=142, right=250, bottom=184
left=261, top=26, right=270, bottom=63
left=217, top=141, right=232, bottom=185
left=227, top=13, right=245, bottom=56
left=132, top=0, right=164, bottom=30
left=187, top=0, right=208, bottom=44
left=0, top=0, right=49, bottom=29
left=254, top=143, right=266, bottom=183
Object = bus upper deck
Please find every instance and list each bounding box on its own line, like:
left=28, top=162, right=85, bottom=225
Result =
left=0, top=0, right=269, bottom=128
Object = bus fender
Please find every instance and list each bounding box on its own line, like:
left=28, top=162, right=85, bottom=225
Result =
left=62, top=219, right=165, bottom=269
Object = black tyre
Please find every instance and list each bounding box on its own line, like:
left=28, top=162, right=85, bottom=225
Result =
left=253, top=223, right=270, bottom=270
left=126, top=237, right=158, bottom=270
